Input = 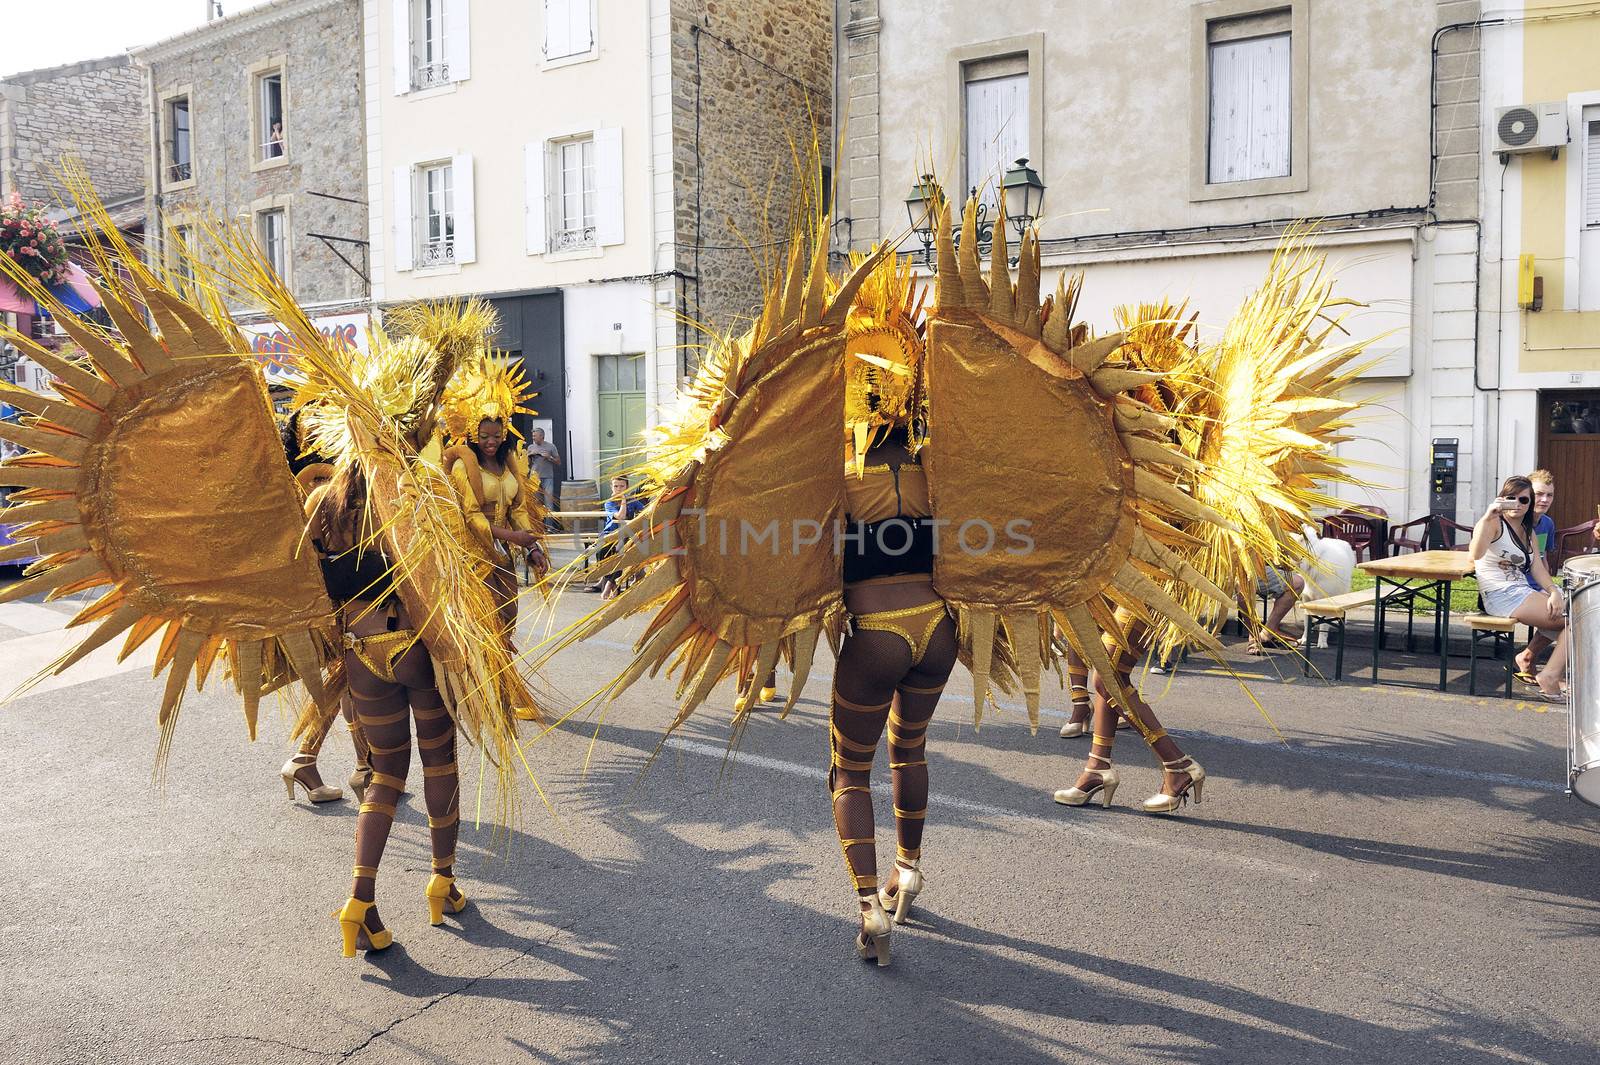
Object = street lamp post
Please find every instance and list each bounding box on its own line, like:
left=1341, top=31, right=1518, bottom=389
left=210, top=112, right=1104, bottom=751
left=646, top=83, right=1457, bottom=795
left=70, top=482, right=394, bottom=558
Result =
left=903, top=174, right=941, bottom=268
left=902, top=161, right=1046, bottom=271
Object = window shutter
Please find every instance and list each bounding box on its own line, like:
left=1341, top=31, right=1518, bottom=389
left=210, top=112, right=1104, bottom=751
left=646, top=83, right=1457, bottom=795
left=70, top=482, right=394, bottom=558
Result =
left=594, top=127, right=624, bottom=246
left=1207, top=34, right=1291, bottom=183
left=1585, top=119, right=1600, bottom=228
left=391, top=0, right=411, bottom=95
left=964, top=73, right=1027, bottom=203
left=452, top=153, right=476, bottom=264
left=392, top=166, right=414, bottom=271
left=446, top=0, right=471, bottom=82
left=525, top=141, right=548, bottom=255
left=570, top=0, right=593, bottom=53
left=545, top=0, right=573, bottom=58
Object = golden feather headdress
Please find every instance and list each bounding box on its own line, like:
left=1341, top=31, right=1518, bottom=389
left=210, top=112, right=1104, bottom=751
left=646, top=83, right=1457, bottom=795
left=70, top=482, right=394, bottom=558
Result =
left=844, top=248, right=927, bottom=472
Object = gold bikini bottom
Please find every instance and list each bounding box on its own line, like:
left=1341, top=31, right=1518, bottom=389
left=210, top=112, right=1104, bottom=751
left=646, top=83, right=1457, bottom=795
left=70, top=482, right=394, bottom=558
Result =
left=343, top=628, right=421, bottom=684
left=853, top=599, right=951, bottom=665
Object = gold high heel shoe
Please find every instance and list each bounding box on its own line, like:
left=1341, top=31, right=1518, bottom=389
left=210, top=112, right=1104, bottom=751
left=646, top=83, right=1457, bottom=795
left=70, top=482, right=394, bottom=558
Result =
left=282, top=754, right=343, bottom=803
left=1141, top=756, right=1205, bottom=814
left=1058, top=718, right=1088, bottom=738
left=425, top=870, right=469, bottom=925
left=877, top=859, right=925, bottom=925
left=335, top=895, right=393, bottom=957
left=1053, top=765, right=1119, bottom=808
left=854, top=895, right=892, bottom=967
left=348, top=763, right=373, bottom=800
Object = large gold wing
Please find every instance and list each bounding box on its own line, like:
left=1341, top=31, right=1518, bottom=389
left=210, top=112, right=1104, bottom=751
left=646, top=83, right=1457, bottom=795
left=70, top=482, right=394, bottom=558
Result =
left=924, top=196, right=1234, bottom=730
left=0, top=204, right=335, bottom=757
left=539, top=233, right=886, bottom=730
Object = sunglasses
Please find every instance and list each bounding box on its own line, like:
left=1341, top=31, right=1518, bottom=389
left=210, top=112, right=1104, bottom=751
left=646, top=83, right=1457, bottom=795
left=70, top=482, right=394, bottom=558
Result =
left=1514, top=496, right=1531, bottom=504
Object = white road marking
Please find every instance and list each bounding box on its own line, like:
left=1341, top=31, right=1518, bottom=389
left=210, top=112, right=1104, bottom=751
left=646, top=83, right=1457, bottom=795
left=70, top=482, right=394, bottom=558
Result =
left=0, top=624, right=157, bottom=699
left=0, top=601, right=72, bottom=635
left=662, top=737, right=1317, bottom=881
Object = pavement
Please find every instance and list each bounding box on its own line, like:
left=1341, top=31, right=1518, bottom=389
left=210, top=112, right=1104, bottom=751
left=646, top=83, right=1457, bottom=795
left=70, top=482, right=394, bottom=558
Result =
left=1, top=564, right=1597, bottom=1065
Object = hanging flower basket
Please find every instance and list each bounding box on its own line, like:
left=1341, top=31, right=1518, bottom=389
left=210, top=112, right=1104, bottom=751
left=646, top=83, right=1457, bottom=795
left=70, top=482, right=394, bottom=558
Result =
left=0, top=192, right=71, bottom=288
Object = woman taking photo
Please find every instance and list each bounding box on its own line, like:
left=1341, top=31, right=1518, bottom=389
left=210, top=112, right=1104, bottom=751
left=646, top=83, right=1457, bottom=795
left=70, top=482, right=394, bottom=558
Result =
left=1471, top=475, right=1568, bottom=701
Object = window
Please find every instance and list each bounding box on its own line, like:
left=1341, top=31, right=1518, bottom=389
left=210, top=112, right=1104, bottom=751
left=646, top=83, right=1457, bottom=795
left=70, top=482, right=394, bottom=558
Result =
left=412, top=0, right=449, bottom=89
left=551, top=135, right=596, bottom=251
left=1206, top=17, right=1291, bottom=184
left=1586, top=115, right=1600, bottom=230
left=256, top=71, right=285, bottom=162
left=165, top=96, right=192, bottom=184
left=419, top=162, right=455, bottom=266
left=544, top=0, right=595, bottom=62
left=168, top=224, right=196, bottom=294
left=1190, top=1, right=1306, bottom=201
left=1580, top=108, right=1600, bottom=310
left=258, top=208, right=288, bottom=280
left=963, top=64, right=1028, bottom=205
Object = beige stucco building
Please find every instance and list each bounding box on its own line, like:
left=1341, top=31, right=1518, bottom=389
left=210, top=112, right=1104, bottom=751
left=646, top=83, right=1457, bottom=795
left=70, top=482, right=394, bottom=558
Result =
left=365, top=0, right=831, bottom=482
left=838, top=0, right=1489, bottom=531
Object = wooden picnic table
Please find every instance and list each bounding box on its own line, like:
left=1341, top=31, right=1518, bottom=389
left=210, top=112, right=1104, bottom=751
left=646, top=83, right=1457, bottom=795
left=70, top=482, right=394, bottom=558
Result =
left=1357, top=550, right=1476, bottom=691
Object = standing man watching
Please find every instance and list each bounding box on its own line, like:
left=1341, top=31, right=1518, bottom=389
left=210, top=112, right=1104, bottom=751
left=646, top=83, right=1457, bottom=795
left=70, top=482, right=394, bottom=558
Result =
left=528, top=427, right=563, bottom=532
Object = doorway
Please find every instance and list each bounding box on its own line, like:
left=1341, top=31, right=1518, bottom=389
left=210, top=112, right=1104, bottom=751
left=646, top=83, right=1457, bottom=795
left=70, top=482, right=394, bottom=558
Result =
left=596, top=353, right=645, bottom=481
left=1536, top=390, right=1600, bottom=535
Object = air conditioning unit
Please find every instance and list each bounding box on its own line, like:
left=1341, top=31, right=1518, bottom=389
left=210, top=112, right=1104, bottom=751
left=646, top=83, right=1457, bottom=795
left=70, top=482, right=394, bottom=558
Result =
left=1493, top=102, right=1569, bottom=158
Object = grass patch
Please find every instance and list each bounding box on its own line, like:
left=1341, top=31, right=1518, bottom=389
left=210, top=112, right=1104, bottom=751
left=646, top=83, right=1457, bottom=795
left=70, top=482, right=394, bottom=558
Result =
left=1349, top=569, right=1482, bottom=615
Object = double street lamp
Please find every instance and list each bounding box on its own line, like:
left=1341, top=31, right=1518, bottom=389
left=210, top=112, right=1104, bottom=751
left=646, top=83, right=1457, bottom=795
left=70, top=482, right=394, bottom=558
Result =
left=904, top=158, right=1047, bottom=270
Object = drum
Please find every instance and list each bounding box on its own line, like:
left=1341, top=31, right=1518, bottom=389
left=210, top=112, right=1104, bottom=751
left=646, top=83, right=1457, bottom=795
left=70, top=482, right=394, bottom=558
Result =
left=1567, top=564, right=1600, bottom=808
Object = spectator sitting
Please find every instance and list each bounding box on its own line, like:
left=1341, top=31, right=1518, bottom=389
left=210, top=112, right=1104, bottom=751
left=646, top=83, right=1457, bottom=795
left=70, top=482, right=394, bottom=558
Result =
left=1516, top=469, right=1559, bottom=679
left=1470, top=475, right=1567, bottom=701
left=598, top=475, right=645, bottom=601
left=1245, top=566, right=1305, bottom=654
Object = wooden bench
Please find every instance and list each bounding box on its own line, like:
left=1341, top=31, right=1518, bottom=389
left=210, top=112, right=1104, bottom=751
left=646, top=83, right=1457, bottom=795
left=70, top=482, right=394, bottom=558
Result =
left=1298, top=589, right=1382, bottom=680
left=1462, top=613, right=1518, bottom=697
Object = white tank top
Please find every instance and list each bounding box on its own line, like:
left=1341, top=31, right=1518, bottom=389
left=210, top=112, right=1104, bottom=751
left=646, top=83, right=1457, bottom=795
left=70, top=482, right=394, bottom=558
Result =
left=1474, top=519, right=1530, bottom=593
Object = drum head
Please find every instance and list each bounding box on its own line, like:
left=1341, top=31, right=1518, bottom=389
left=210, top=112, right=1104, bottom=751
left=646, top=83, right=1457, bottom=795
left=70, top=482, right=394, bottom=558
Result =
left=1564, top=553, right=1600, bottom=578
left=1573, top=767, right=1600, bottom=809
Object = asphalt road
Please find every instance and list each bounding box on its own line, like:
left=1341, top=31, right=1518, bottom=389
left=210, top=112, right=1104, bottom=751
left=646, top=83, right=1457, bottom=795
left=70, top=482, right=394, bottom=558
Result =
left=1, top=575, right=1596, bottom=1065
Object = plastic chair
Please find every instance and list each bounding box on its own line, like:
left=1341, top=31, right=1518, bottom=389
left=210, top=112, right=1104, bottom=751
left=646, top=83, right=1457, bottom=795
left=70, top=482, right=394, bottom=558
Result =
left=1553, top=519, right=1598, bottom=571
left=1386, top=516, right=1431, bottom=556
left=1320, top=511, right=1375, bottom=563
left=1435, top=517, right=1473, bottom=551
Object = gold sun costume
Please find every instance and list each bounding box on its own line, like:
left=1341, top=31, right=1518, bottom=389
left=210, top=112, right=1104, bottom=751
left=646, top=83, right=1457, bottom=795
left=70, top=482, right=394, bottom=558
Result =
left=0, top=177, right=544, bottom=958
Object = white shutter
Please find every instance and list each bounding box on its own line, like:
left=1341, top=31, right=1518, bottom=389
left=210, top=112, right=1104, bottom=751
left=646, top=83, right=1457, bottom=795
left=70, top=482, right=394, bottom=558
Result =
left=445, top=0, right=471, bottom=82
left=964, top=73, right=1027, bottom=203
left=452, top=153, right=476, bottom=264
left=594, top=127, right=624, bottom=247
left=525, top=141, right=548, bottom=255
left=545, top=0, right=573, bottom=58
left=1585, top=118, right=1600, bottom=228
left=392, top=165, right=414, bottom=271
left=391, top=0, right=411, bottom=95
left=570, top=0, right=593, bottom=54
left=1207, top=34, right=1290, bottom=183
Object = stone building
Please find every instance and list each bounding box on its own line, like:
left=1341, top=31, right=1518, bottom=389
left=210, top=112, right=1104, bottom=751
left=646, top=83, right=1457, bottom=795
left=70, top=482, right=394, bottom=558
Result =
left=837, top=0, right=1489, bottom=527
left=363, top=0, right=832, bottom=483
left=0, top=55, right=146, bottom=206
left=133, top=0, right=369, bottom=335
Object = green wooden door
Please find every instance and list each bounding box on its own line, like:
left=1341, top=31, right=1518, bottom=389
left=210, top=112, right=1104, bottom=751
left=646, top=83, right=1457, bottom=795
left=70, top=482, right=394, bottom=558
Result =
left=596, top=354, right=646, bottom=480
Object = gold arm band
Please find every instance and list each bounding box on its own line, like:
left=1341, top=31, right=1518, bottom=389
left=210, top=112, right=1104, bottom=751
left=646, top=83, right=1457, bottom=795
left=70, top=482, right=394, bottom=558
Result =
left=352, top=865, right=379, bottom=879
left=356, top=708, right=408, bottom=727
left=427, top=809, right=460, bottom=829
left=895, top=846, right=921, bottom=862
left=830, top=785, right=872, bottom=799
left=892, top=807, right=928, bottom=820
left=838, top=837, right=876, bottom=848
left=1145, top=728, right=1168, bottom=744
left=359, top=801, right=397, bottom=818
left=830, top=725, right=878, bottom=754
left=850, top=875, right=880, bottom=891
left=833, top=690, right=893, bottom=713
left=413, top=706, right=450, bottom=722
left=367, top=771, right=407, bottom=792
left=367, top=739, right=409, bottom=755
left=418, top=730, right=455, bottom=750
left=422, top=762, right=458, bottom=778
left=831, top=752, right=875, bottom=772
left=889, top=759, right=928, bottom=769
left=432, top=853, right=456, bottom=870
left=887, top=730, right=927, bottom=750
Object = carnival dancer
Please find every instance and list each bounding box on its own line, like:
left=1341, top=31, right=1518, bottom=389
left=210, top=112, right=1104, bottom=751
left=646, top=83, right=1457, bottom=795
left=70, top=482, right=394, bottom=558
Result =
left=0, top=175, right=543, bottom=958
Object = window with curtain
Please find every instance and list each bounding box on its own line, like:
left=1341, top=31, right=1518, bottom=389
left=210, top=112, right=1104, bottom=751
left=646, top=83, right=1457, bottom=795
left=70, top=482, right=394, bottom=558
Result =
left=166, top=96, right=191, bottom=182
left=256, top=71, right=285, bottom=161
left=411, top=0, right=449, bottom=88
left=1207, top=18, right=1292, bottom=184
left=419, top=162, right=455, bottom=266
left=551, top=135, right=597, bottom=251
left=963, top=65, right=1028, bottom=205
left=257, top=208, right=288, bottom=280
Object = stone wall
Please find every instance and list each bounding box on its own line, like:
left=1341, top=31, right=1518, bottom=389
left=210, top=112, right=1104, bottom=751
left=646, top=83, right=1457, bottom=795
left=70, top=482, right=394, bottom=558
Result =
left=141, top=0, right=367, bottom=309
left=0, top=56, right=146, bottom=204
left=1432, top=0, right=1481, bottom=221
left=669, top=0, right=833, bottom=349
